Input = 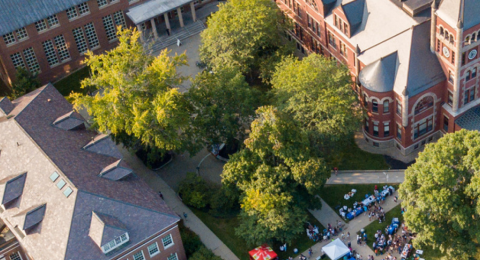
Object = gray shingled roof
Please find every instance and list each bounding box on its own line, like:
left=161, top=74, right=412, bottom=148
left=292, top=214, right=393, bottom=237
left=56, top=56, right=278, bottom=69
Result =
left=342, top=0, right=365, bottom=35
left=23, top=204, right=46, bottom=230
left=83, top=134, right=123, bottom=159
left=0, top=0, right=89, bottom=35
left=2, top=173, right=26, bottom=205
left=455, top=106, right=480, bottom=130
left=321, top=0, right=337, bottom=15
left=99, top=160, right=133, bottom=181
left=0, top=98, right=14, bottom=116
left=92, top=211, right=128, bottom=246
left=126, top=0, right=193, bottom=24
left=53, top=111, right=85, bottom=131
left=359, top=52, right=398, bottom=93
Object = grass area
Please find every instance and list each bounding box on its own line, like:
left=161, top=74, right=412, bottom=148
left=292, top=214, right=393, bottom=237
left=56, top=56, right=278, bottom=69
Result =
left=328, top=137, right=390, bottom=170
left=360, top=204, right=403, bottom=251
left=53, top=66, right=91, bottom=97
left=319, top=184, right=399, bottom=217
left=190, top=208, right=324, bottom=260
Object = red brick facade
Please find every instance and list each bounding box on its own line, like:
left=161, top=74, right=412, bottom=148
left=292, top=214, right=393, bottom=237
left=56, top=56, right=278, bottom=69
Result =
left=276, top=0, right=480, bottom=155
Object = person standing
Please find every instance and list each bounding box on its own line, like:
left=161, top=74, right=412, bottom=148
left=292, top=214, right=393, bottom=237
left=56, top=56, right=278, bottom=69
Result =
left=309, top=248, right=313, bottom=258
left=183, top=212, right=187, bottom=219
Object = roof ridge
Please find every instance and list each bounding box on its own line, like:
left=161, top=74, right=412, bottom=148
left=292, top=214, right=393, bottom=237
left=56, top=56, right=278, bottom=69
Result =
left=13, top=85, right=49, bottom=118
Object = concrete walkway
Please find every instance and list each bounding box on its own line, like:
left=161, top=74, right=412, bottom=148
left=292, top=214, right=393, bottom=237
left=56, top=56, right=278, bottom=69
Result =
left=327, top=170, right=405, bottom=185
left=116, top=145, right=239, bottom=260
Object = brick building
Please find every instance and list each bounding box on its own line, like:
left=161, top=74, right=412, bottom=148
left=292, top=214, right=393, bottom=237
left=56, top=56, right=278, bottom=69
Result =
left=277, top=0, right=480, bottom=155
left=0, top=84, right=187, bottom=260
left=0, top=0, right=213, bottom=93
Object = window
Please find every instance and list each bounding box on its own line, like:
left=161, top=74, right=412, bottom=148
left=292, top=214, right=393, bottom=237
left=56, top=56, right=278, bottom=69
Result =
left=334, top=15, right=338, bottom=27
left=340, top=42, right=348, bottom=58
left=78, top=2, right=90, bottom=15
left=63, top=187, right=73, bottom=198
left=464, top=88, right=476, bottom=104
left=102, top=233, right=129, bottom=254
left=3, top=32, right=15, bottom=45
left=396, top=101, right=401, bottom=115
left=448, top=91, right=453, bottom=106
left=364, top=119, right=369, bottom=132
left=307, top=15, right=312, bottom=28
left=296, top=2, right=301, bottom=17
left=462, top=52, right=466, bottom=66
left=328, top=31, right=336, bottom=49
left=439, top=26, right=444, bottom=36
left=373, top=142, right=379, bottom=147
left=473, top=67, right=477, bottom=78
left=35, top=20, right=48, bottom=32
left=473, top=33, right=477, bottom=42
left=66, top=7, right=78, bottom=20
left=9, top=252, right=21, bottom=260
left=16, top=28, right=28, bottom=41
left=56, top=179, right=66, bottom=189
left=73, top=28, right=88, bottom=54
left=54, top=35, right=70, bottom=62
left=396, top=124, right=402, bottom=140
left=372, top=100, right=378, bottom=113
left=384, top=123, right=390, bottom=137
left=414, top=144, right=419, bottom=150
left=465, top=35, right=471, bottom=45
left=451, top=51, right=455, bottom=64
left=344, top=23, right=348, bottom=35
left=168, top=254, right=178, bottom=260
left=414, top=96, right=434, bottom=115
left=383, top=100, right=389, bottom=113
left=162, top=234, right=174, bottom=248
left=148, top=243, right=160, bottom=257
left=467, top=70, right=472, bottom=81
left=113, top=11, right=127, bottom=29
left=373, top=123, right=379, bottom=137
left=97, top=0, right=108, bottom=7
left=448, top=71, right=454, bottom=83
left=103, top=12, right=126, bottom=41
left=436, top=39, right=440, bottom=52
left=133, top=251, right=145, bottom=260
left=23, top=47, right=40, bottom=73
left=47, top=15, right=59, bottom=27
left=413, top=117, right=433, bottom=139
left=10, top=52, right=25, bottom=69
left=85, top=23, right=99, bottom=49
left=49, top=172, right=59, bottom=182
left=363, top=94, right=368, bottom=106
left=443, top=115, right=449, bottom=131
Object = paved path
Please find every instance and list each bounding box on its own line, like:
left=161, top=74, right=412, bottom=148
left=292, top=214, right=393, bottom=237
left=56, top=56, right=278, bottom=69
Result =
left=117, top=145, right=239, bottom=260
left=327, top=170, right=405, bottom=185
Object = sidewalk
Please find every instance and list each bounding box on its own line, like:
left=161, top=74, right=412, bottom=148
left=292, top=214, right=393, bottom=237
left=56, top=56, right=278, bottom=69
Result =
left=327, top=171, right=405, bottom=185
left=116, top=145, right=239, bottom=260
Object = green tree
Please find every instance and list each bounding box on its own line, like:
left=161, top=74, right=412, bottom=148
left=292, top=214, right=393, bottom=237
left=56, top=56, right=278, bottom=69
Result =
left=9, top=67, right=41, bottom=99
left=271, top=54, right=362, bottom=156
left=185, top=67, right=262, bottom=153
left=189, top=246, right=223, bottom=260
left=222, top=106, right=330, bottom=245
left=399, top=130, right=480, bottom=260
left=199, top=0, right=291, bottom=78
left=71, top=28, right=190, bottom=155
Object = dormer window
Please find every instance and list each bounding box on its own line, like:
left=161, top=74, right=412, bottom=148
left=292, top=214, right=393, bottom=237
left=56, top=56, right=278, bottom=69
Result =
left=102, top=233, right=129, bottom=254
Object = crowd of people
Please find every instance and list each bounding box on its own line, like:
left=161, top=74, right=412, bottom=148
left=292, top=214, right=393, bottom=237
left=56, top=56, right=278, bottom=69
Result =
left=305, top=220, right=345, bottom=242
left=339, top=185, right=396, bottom=221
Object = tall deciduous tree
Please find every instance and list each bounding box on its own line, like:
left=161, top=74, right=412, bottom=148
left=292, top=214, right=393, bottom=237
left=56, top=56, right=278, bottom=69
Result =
left=222, top=106, right=330, bottom=245
left=399, top=130, right=480, bottom=260
left=271, top=54, right=362, bottom=155
left=71, top=28, right=190, bottom=155
left=199, top=0, right=291, bottom=77
left=184, top=67, right=262, bottom=153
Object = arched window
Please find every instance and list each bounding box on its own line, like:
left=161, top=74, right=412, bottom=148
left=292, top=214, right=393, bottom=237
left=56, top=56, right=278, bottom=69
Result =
left=465, top=35, right=471, bottom=45
left=439, top=27, right=444, bottom=36
left=445, top=30, right=449, bottom=40
left=372, top=100, right=378, bottom=113
left=450, top=34, right=454, bottom=44
left=466, top=70, right=472, bottom=81
left=383, top=100, right=390, bottom=113
left=472, top=32, right=477, bottom=42
left=414, top=96, right=434, bottom=115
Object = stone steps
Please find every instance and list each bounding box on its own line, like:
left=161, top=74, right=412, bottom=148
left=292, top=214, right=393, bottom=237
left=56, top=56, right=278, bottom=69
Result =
left=146, top=21, right=206, bottom=53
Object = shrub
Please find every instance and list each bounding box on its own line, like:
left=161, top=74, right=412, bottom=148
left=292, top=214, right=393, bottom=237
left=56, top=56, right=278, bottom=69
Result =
left=9, top=68, right=41, bottom=99
left=189, top=246, right=223, bottom=260
left=178, top=172, right=211, bottom=209
left=209, top=185, right=239, bottom=217
left=180, top=223, right=203, bottom=257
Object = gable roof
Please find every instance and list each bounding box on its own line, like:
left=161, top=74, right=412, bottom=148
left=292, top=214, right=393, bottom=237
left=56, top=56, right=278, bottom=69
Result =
left=99, top=160, right=133, bottom=181
left=2, top=172, right=27, bottom=205
left=341, top=0, right=365, bottom=35
left=0, top=0, right=89, bottom=35
left=53, top=111, right=85, bottom=131
left=23, top=204, right=46, bottom=230
left=0, top=98, right=14, bottom=116
left=359, top=52, right=398, bottom=93
left=83, top=134, right=123, bottom=159
left=90, top=211, right=127, bottom=247
left=437, top=0, right=480, bottom=30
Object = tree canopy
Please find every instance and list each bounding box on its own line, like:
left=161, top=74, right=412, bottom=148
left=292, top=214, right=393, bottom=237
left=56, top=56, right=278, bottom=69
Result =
left=222, top=106, right=330, bottom=245
left=71, top=28, right=190, bottom=155
left=271, top=54, right=362, bottom=155
left=199, top=0, right=290, bottom=76
left=399, top=130, right=480, bottom=260
left=185, top=67, right=262, bottom=152
left=9, top=67, right=41, bottom=99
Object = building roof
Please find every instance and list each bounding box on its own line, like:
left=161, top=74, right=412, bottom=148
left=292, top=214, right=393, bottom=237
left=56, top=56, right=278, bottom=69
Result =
left=0, top=84, right=179, bottom=259
left=1, top=173, right=27, bottom=205
left=341, top=0, right=365, bottom=35
left=455, top=106, right=480, bottom=130
left=437, top=0, right=480, bottom=30
left=126, top=0, right=192, bottom=24
left=0, top=0, right=89, bottom=35
left=23, top=204, right=46, bottom=231
left=359, top=52, right=398, bottom=93
left=359, top=21, right=445, bottom=97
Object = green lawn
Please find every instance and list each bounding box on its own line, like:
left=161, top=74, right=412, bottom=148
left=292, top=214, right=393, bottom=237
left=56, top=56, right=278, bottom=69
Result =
left=360, top=204, right=403, bottom=251
left=53, top=66, right=91, bottom=97
left=319, top=184, right=399, bottom=221
left=327, top=137, right=390, bottom=170
left=190, top=208, right=324, bottom=260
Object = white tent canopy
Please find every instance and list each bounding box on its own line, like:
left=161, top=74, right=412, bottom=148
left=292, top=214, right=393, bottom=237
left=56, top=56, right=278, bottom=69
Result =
left=322, top=238, right=350, bottom=260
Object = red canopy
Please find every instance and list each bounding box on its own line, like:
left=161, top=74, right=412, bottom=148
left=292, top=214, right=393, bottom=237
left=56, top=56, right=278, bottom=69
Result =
left=249, top=245, right=278, bottom=260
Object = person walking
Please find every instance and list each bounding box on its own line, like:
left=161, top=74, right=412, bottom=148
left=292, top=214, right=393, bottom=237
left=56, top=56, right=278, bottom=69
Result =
left=308, top=248, right=313, bottom=258
left=183, top=212, right=187, bottom=219
left=334, top=167, right=338, bottom=176
left=158, top=191, right=164, bottom=200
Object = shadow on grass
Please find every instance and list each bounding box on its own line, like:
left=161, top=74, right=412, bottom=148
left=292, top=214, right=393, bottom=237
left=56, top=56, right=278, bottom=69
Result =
left=53, top=66, right=91, bottom=97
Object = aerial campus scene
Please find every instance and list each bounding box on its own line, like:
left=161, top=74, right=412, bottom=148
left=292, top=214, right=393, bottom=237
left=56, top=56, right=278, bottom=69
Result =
left=0, top=0, right=478, bottom=259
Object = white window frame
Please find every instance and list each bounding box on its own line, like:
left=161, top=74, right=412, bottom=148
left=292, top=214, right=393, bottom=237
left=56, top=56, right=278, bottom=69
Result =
left=148, top=242, right=160, bottom=257
left=35, top=20, right=48, bottom=32
left=66, top=6, right=79, bottom=20
left=85, top=23, right=100, bottom=49
left=102, top=233, right=130, bottom=254
left=15, top=28, right=28, bottom=41
left=133, top=251, right=145, bottom=260
left=3, top=32, right=16, bottom=45
left=9, top=252, right=22, bottom=260
left=162, top=234, right=174, bottom=249
left=47, top=15, right=60, bottom=28
left=23, top=47, right=40, bottom=73
left=73, top=27, right=88, bottom=54
left=167, top=253, right=178, bottom=260
left=78, top=2, right=90, bottom=15
left=10, top=52, right=25, bottom=69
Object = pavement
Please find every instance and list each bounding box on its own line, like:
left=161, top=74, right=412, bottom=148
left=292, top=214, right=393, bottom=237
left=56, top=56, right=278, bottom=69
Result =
left=116, top=144, right=239, bottom=260
left=327, top=170, right=405, bottom=185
